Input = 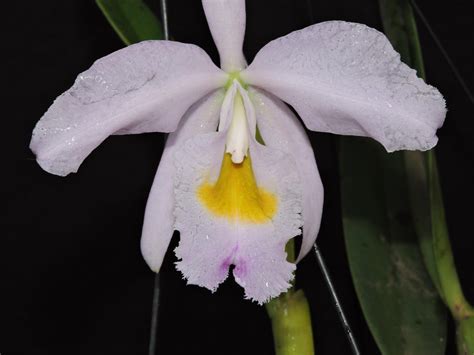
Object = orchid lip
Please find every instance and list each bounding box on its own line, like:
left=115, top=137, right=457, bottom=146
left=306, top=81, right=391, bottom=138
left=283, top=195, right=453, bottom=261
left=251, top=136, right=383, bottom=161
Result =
left=197, top=152, right=278, bottom=224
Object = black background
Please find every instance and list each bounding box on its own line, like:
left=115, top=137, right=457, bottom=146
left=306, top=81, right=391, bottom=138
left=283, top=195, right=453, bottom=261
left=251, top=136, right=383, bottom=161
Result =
left=3, top=0, right=473, bottom=354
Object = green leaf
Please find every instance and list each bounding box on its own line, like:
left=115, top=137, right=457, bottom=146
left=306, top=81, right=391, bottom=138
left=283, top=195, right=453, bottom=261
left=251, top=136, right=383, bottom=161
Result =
left=340, top=138, right=446, bottom=355
left=340, top=0, right=453, bottom=352
left=403, top=151, right=444, bottom=297
left=379, top=0, right=474, bottom=326
left=378, top=0, right=448, bottom=301
left=96, top=0, right=163, bottom=45
left=378, top=0, right=425, bottom=78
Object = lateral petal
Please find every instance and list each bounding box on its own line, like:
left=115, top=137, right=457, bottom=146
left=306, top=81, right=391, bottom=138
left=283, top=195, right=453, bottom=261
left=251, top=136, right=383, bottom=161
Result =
left=202, top=0, right=247, bottom=72
left=250, top=88, right=323, bottom=262
left=242, top=21, right=446, bottom=152
left=31, top=40, right=227, bottom=176
left=141, top=90, right=224, bottom=272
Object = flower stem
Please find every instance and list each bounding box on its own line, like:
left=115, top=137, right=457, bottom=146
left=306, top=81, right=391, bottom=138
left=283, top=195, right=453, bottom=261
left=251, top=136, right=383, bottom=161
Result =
left=148, top=3, right=169, bottom=354
left=314, top=246, right=360, bottom=355
left=266, top=288, right=315, bottom=355
left=159, top=0, right=169, bottom=40
left=428, top=154, right=474, bottom=321
left=265, top=240, right=315, bottom=355
left=428, top=154, right=474, bottom=354
left=148, top=274, right=160, bottom=355
left=457, top=316, right=474, bottom=355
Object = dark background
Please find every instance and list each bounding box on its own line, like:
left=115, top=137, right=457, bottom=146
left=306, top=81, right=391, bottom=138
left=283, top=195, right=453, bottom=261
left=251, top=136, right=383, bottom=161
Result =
left=3, top=0, right=473, bottom=354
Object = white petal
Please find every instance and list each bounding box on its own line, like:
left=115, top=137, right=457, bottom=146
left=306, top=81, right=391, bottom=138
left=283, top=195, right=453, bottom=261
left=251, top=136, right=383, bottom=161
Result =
left=218, top=81, right=256, bottom=135
left=141, top=90, right=224, bottom=272
left=202, top=0, right=247, bottom=72
left=174, top=133, right=302, bottom=303
left=242, top=21, right=446, bottom=152
left=237, top=82, right=257, bottom=137
left=31, top=40, right=227, bottom=176
left=217, top=81, right=237, bottom=131
left=250, top=88, right=323, bottom=262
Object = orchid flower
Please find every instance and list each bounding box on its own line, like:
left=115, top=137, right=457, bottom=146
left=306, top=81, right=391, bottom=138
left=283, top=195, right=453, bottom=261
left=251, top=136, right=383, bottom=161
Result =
left=30, top=0, right=446, bottom=303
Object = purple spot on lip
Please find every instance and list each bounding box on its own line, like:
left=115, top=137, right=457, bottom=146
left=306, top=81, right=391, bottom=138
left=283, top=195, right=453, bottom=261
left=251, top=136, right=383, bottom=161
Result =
left=220, top=244, right=239, bottom=273
left=220, top=256, right=232, bottom=273
left=233, top=258, right=247, bottom=279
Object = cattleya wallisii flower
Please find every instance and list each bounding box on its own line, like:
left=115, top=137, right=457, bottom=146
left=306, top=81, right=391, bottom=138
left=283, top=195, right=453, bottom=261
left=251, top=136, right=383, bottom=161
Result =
left=30, top=0, right=446, bottom=303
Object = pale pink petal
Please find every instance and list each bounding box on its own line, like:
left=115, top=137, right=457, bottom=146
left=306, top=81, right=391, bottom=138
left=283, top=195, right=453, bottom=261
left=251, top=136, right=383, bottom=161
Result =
left=218, top=80, right=256, bottom=136
left=242, top=21, right=446, bottom=152
left=237, top=82, right=257, bottom=137
left=202, top=0, right=247, bottom=72
left=141, top=90, right=224, bottom=272
left=31, top=40, right=227, bottom=176
left=174, top=133, right=302, bottom=303
left=250, top=88, right=323, bottom=262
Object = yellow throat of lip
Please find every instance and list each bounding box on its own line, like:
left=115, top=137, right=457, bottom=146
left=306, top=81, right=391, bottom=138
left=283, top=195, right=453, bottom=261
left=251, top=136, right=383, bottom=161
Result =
left=197, top=153, right=277, bottom=224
